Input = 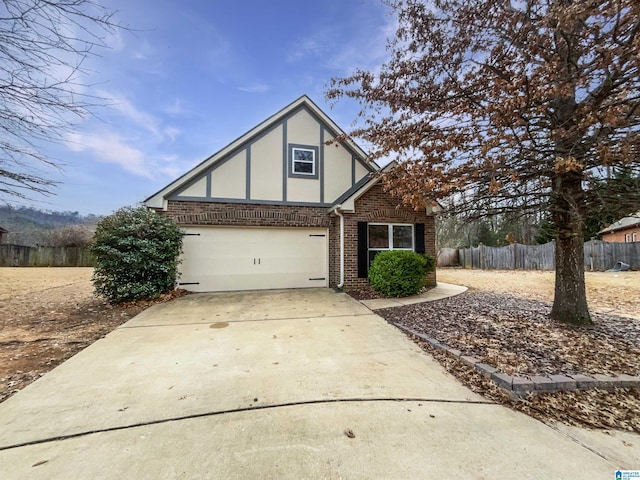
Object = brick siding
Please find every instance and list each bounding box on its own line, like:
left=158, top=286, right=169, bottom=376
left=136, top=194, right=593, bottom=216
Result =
left=165, top=184, right=437, bottom=290
left=329, top=184, right=436, bottom=289
left=166, top=201, right=330, bottom=228
left=601, top=228, right=639, bottom=243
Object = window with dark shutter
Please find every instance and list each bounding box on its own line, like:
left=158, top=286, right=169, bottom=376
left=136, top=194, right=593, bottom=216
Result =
left=357, top=222, right=368, bottom=278
left=415, top=223, right=425, bottom=254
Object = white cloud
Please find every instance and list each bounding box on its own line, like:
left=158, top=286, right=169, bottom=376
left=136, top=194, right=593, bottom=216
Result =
left=286, top=4, right=397, bottom=76
left=106, top=27, right=125, bottom=52
left=165, top=98, right=191, bottom=116
left=66, top=131, right=154, bottom=180
left=99, top=90, right=163, bottom=139
left=163, top=126, right=181, bottom=143
left=286, top=36, right=327, bottom=63
left=131, top=40, right=154, bottom=60
left=326, top=11, right=398, bottom=75
left=158, top=165, right=182, bottom=178
left=238, top=83, right=270, bottom=93
left=161, top=154, right=179, bottom=163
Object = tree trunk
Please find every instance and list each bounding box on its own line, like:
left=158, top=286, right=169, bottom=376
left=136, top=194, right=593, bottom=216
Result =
left=550, top=172, right=592, bottom=325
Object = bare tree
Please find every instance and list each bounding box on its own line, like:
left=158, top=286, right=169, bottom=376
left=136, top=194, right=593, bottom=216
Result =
left=0, top=0, right=121, bottom=199
left=37, top=224, right=94, bottom=246
left=328, top=0, right=640, bottom=325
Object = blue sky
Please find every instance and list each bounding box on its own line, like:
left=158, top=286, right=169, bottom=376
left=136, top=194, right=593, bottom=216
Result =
left=17, top=0, right=396, bottom=215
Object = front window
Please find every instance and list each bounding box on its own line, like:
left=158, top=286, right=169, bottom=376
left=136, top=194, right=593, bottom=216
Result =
left=289, top=144, right=318, bottom=178
left=368, top=223, right=414, bottom=265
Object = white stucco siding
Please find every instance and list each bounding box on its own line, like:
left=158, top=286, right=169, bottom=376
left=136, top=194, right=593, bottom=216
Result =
left=323, top=143, right=353, bottom=203
left=355, top=160, right=370, bottom=183
left=211, top=151, right=246, bottom=199
left=287, top=177, right=321, bottom=203
left=178, top=177, right=207, bottom=197
left=287, top=109, right=320, bottom=147
left=250, top=125, right=283, bottom=201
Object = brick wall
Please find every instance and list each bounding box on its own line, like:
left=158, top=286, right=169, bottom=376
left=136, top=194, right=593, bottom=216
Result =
left=166, top=201, right=330, bottom=228
left=166, top=187, right=437, bottom=291
left=329, top=184, right=437, bottom=289
left=602, top=228, right=639, bottom=243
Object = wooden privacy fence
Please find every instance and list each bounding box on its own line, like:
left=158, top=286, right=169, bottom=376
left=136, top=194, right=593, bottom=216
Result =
left=0, top=244, right=95, bottom=267
left=438, top=240, right=640, bottom=271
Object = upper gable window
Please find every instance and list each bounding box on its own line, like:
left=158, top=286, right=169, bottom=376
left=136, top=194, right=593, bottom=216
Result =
left=289, top=144, right=319, bottom=179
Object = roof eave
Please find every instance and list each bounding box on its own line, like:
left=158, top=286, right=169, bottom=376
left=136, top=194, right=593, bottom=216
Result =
left=330, top=161, right=443, bottom=215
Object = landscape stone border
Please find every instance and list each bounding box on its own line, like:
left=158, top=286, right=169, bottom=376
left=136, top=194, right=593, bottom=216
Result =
left=394, top=323, right=640, bottom=396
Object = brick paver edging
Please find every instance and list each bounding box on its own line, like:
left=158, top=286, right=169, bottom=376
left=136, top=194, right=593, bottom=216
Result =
left=394, top=323, right=640, bottom=396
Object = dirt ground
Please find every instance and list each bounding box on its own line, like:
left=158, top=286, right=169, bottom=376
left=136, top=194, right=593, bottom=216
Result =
left=437, top=269, right=640, bottom=318
left=0, top=268, right=179, bottom=403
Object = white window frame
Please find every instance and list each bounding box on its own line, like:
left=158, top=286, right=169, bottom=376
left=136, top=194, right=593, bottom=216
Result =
left=292, top=147, right=316, bottom=176
left=632, top=232, right=637, bottom=242
left=368, top=223, right=414, bottom=266
left=625, top=233, right=632, bottom=242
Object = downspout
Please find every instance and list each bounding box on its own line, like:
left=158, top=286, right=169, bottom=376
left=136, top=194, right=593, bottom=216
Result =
left=332, top=205, right=345, bottom=289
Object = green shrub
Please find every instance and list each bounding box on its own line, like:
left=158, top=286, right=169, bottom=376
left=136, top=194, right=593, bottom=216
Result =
left=368, top=250, right=435, bottom=297
left=91, top=206, right=183, bottom=303
left=422, top=253, right=436, bottom=274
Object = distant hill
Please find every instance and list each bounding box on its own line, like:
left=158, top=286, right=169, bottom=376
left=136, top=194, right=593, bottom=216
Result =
left=0, top=206, right=100, bottom=246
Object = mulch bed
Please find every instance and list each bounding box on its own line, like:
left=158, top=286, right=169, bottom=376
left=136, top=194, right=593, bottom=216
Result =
left=345, top=284, right=435, bottom=301
left=373, top=291, right=640, bottom=432
left=415, top=338, right=640, bottom=432
left=378, top=291, right=639, bottom=377
left=344, top=284, right=384, bottom=300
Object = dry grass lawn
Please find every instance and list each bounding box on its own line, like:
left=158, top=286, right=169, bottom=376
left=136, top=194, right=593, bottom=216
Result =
left=437, top=269, right=640, bottom=318
left=0, top=267, right=179, bottom=403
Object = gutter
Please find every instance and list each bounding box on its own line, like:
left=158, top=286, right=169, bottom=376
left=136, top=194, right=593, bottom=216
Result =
left=330, top=205, right=345, bottom=289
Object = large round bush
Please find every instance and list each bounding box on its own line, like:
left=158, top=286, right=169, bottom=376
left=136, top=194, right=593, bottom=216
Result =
left=368, top=250, right=434, bottom=297
left=91, top=206, right=183, bottom=303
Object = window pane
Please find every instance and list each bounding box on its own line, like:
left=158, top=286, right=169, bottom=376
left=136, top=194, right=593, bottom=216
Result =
left=393, top=225, right=413, bottom=249
left=294, top=149, right=314, bottom=161
left=368, top=225, right=389, bottom=248
left=293, top=161, right=313, bottom=174
left=369, top=250, right=381, bottom=266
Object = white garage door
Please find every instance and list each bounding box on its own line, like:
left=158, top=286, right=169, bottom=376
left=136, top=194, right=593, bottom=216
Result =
left=178, top=227, right=328, bottom=292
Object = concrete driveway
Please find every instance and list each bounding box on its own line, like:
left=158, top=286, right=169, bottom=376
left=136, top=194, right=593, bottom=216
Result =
left=0, top=289, right=629, bottom=478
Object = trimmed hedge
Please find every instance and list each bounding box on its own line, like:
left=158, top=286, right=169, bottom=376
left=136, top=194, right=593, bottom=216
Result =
left=369, top=250, right=435, bottom=297
left=91, top=206, right=183, bottom=303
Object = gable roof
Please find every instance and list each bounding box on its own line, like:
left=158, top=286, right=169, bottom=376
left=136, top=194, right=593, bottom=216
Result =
left=598, top=211, right=640, bottom=235
left=145, top=95, right=377, bottom=209
left=330, top=161, right=442, bottom=214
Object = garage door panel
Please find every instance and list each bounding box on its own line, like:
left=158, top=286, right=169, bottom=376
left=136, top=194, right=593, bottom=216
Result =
left=179, top=227, right=327, bottom=292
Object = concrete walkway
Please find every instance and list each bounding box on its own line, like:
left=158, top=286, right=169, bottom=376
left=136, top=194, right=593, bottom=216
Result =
left=359, top=281, right=468, bottom=310
left=0, top=288, right=634, bottom=478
